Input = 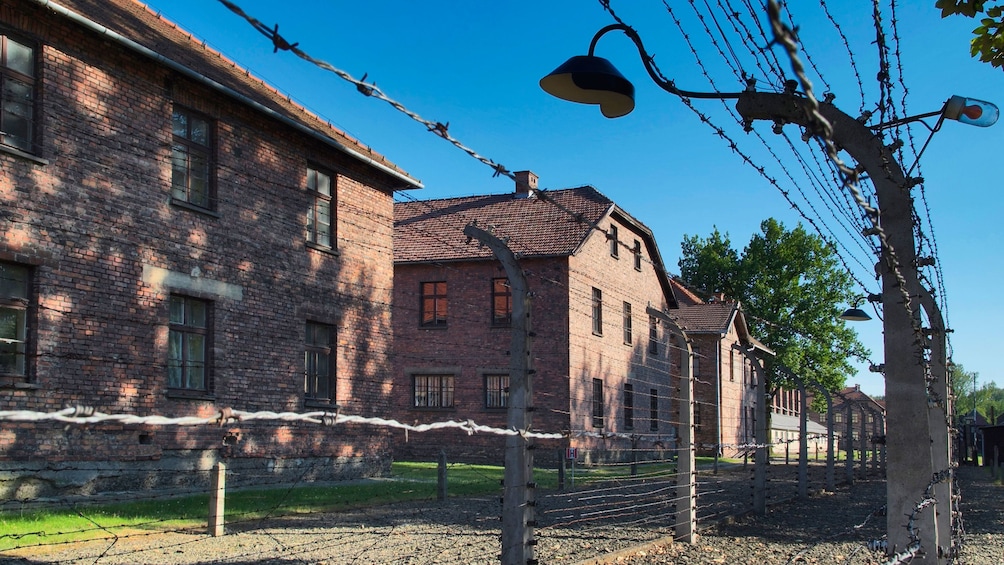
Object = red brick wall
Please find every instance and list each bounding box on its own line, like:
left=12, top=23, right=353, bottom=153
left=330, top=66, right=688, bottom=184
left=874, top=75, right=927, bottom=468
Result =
left=0, top=1, right=397, bottom=479
left=391, top=258, right=571, bottom=463
left=390, top=214, right=680, bottom=464
left=566, top=216, right=678, bottom=461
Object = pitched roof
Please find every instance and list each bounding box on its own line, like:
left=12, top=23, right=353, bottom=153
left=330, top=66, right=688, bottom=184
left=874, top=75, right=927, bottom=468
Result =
left=670, top=278, right=706, bottom=306
left=832, top=385, right=885, bottom=414
left=38, top=0, right=419, bottom=188
left=394, top=187, right=614, bottom=263
left=672, top=301, right=738, bottom=335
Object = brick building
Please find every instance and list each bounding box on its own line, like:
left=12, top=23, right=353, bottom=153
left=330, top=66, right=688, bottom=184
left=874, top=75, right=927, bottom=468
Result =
left=670, top=280, right=771, bottom=457
left=0, top=0, right=420, bottom=496
left=392, top=172, right=681, bottom=464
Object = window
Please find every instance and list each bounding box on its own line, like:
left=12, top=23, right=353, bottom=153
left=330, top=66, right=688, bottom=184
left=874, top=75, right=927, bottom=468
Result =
left=592, top=378, right=604, bottom=428
left=171, top=106, right=213, bottom=209
left=420, top=282, right=448, bottom=327
left=486, top=373, right=509, bottom=408
left=0, top=262, right=29, bottom=378
left=168, top=295, right=210, bottom=392
left=1, top=33, right=35, bottom=153
left=834, top=412, right=843, bottom=424
left=304, top=322, right=334, bottom=402
left=622, top=302, right=632, bottom=345
left=729, top=349, right=735, bottom=382
left=591, top=287, right=602, bottom=335
left=306, top=167, right=334, bottom=248
left=609, top=225, right=619, bottom=258
left=692, top=345, right=701, bottom=375
left=491, top=278, right=512, bottom=326
left=695, top=402, right=702, bottom=431
left=648, top=316, right=659, bottom=355
left=624, top=383, right=634, bottom=430
left=633, top=240, right=642, bottom=271
left=650, top=389, right=659, bottom=431
left=414, top=374, right=454, bottom=408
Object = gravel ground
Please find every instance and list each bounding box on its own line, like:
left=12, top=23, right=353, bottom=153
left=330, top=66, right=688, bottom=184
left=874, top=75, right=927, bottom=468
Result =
left=1, top=464, right=1000, bottom=564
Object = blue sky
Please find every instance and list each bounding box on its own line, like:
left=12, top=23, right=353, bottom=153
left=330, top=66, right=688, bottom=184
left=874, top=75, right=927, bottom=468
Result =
left=140, top=0, right=1004, bottom=398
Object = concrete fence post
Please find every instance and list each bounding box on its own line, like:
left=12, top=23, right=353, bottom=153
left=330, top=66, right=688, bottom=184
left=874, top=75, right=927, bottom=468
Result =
left=438, top=450, right=448, bottom=501
left=208, top=461, right=226, bottom=537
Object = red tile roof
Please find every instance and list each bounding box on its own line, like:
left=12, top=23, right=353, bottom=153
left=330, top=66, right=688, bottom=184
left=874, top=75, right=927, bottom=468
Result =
left=42, top=0, right=417, bottom=187
left=394, top=187, right=614, bottom=263
left=670, top=278, right=707, bottom=306
left=671, top=301, right=737, bottom=334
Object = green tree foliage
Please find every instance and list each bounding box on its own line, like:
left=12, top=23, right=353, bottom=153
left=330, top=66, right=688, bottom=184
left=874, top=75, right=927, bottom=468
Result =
left=679, top=219, right=869, bottom=393
left=937, top=0, right=1004, bottom=69
left=952, top=362, right=1004, bottom=423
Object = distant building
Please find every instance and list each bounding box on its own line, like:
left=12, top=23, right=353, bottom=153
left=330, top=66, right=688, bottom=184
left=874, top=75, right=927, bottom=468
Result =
left=392, top=172, right=681, bottom=463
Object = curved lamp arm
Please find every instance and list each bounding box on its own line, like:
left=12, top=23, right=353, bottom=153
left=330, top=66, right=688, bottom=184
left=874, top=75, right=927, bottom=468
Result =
left=586, top=24, right=746, bottom=100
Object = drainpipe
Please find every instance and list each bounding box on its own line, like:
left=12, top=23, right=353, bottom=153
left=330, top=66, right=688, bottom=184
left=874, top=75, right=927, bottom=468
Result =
left=715, top=340, right=722, bottom=459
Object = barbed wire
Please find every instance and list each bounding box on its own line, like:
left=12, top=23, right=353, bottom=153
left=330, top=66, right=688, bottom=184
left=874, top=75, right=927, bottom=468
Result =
left=0, top=407, right=564, bottom=440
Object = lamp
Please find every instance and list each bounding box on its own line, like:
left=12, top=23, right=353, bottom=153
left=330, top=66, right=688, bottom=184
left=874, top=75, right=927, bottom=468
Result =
left=539, top=24, right=744, bottom=119
left=539, top=55, right=635, bottom=118
left=839, top=295, right=878, bottom=322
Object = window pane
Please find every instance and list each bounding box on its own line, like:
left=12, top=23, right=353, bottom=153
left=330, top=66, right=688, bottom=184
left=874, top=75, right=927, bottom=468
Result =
left=169, top=296, right=185, bottom=324
left=172, top=109, right=188, bottom=137
left=190, top=116, right=208, bottom=145
left=167, top=331, right=183, bottom=387
left=315, top=170, right=331, bottom=197
left=2, top=79, right=32, bottom=151
left=0, top=306, right=25, bottom=375
left=421, top=298, right=436, bottom=325
left=0, top=263, right=28, bottom=299
left=188, top=299, right=207, bottom=327
left=189, top=151, right=210, bottom=207
left=171, top=146, right=189, bottom=199
left=6, top=39, right=34, bottom=77
left=441, top=376, right=454, bottom=407
left=187, top=333, right=205, bottom=363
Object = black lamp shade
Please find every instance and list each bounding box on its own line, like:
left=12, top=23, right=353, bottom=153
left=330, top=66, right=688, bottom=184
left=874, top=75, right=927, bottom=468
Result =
left=839, top=307, right=872, bottom=322
left=539, top=55, right=635, bottom=118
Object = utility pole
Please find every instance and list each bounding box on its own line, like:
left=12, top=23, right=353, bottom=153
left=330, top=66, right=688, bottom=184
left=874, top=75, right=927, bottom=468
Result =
left=464, top=223, right=535, bottom=565
left=737, top=92, right=939, bottom=558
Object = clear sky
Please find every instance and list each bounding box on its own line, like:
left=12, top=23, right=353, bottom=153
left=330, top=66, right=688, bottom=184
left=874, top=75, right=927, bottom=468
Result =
left=139, top=0, right=1004, bottom=398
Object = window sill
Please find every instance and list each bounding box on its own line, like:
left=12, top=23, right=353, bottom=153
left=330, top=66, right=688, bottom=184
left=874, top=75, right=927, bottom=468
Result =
left=0, top=378, right=40, bottom=390
left=304, top=399, right=338, bottom=410
left=0, top=144, right=48, bottom=165
left=166, top=389, right=215, bottom=401
left=418, top=325, right=448, bottom=330
left=306, top=241, right=340, bottom=256
left=409, top=407, right=456, bottom=412
left=170, top=198, right=221, bottom=218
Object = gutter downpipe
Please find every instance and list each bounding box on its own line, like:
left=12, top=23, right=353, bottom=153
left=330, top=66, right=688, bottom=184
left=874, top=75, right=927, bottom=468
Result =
left=716, top=338, right=722, bottom=466
left=33, top=0, right=423, bottom=190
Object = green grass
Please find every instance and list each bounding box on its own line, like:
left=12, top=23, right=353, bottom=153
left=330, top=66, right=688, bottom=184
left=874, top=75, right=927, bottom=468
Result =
left=0, top=459, right=683, bottom=552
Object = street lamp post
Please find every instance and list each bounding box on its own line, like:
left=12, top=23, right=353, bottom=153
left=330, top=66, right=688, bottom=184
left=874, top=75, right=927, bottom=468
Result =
left=540, top=16, right=996, bottom=562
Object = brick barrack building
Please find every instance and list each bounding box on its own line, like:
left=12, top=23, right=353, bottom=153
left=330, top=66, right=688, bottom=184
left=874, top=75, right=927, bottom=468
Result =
left=0, top=0, right=420, bottom=496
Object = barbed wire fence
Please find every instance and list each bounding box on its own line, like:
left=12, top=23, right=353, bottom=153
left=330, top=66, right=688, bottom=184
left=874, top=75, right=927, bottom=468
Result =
left=1, top=0, right=980, bottom=563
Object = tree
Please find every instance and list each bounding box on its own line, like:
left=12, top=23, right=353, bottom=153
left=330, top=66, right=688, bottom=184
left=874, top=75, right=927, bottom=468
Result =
left=679, top=218, right=869, bottom=393
left=952, top=362, right=1004, bottom=422
left=937, top=0, right=1004, bottom=69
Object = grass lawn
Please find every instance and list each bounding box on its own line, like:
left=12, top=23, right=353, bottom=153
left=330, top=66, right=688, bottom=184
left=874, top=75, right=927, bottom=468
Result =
left=0, top=459, right=684, bottom=551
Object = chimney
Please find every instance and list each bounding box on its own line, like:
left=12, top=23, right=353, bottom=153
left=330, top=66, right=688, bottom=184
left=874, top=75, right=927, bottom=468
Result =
left=514, top=170, right=538, bottom=198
